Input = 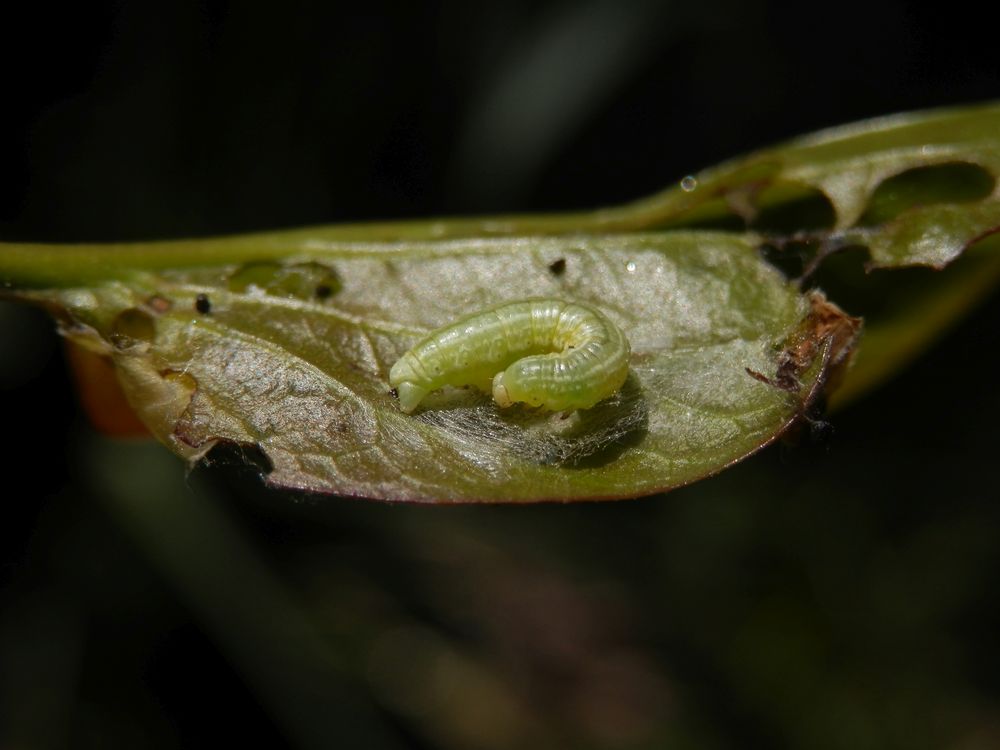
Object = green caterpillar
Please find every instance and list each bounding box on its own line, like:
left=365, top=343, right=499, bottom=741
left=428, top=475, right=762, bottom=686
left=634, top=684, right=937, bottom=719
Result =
left=389, top=299, right=631, bottom=413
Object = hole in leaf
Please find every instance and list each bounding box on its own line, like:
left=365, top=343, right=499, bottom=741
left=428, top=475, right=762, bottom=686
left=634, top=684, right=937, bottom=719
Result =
left=197, top=440, right=274, bottom=478
left=753, top=185, right=837, bottom=232
left=807, top=246, right=891, bottom=314
left=807, top=245, right=948, bottom=319
left=859, top=161, right=995, bottom=226
left=760, top=241, right=809, bottom=279
left=111, top=307, right=156, bottom=348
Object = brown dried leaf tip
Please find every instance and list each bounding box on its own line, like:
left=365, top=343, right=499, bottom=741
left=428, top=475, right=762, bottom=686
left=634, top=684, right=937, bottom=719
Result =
left=748, top=292, right=862, bottom=396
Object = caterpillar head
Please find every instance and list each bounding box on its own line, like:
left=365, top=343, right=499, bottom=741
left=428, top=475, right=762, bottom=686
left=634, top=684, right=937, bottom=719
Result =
left=394, top=381, right=429, bottom=413
left=492, top=372, right=513, bottom=408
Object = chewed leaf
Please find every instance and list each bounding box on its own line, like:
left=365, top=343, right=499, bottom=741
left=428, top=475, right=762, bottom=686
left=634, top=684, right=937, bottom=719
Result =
left=15, top=233, right=854, bottom=503
left=13, top=103, right=1000, bottom=501
left=617, top=102, right=1000, bottom=270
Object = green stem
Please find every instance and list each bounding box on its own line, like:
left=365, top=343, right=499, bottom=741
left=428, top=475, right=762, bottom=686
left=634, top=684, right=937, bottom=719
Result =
left=0, top=190, right=715, bottom=288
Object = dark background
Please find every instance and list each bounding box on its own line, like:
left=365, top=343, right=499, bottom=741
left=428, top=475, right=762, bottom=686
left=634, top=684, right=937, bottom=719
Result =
left=3, top=2, right=1000, bottom=748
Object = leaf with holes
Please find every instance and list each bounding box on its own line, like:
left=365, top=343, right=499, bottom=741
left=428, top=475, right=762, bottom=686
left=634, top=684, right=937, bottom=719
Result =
left=602, top=101, right=1000, bottom=407
left=6, top=102, right=1000, bottom=501
left=4, top=233, right=855, bottom=503
left=615, top=101, right=1000, bottom=268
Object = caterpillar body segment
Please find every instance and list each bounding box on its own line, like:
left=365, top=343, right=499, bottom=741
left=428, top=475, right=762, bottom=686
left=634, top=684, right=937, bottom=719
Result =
left=389, top=299, right=630, bottom=413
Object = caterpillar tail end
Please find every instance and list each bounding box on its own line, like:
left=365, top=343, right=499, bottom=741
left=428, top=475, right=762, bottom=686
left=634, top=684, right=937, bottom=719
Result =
left=395, top=382, right=429, bottom=413
left=492, top=372, right=513, bottom=408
